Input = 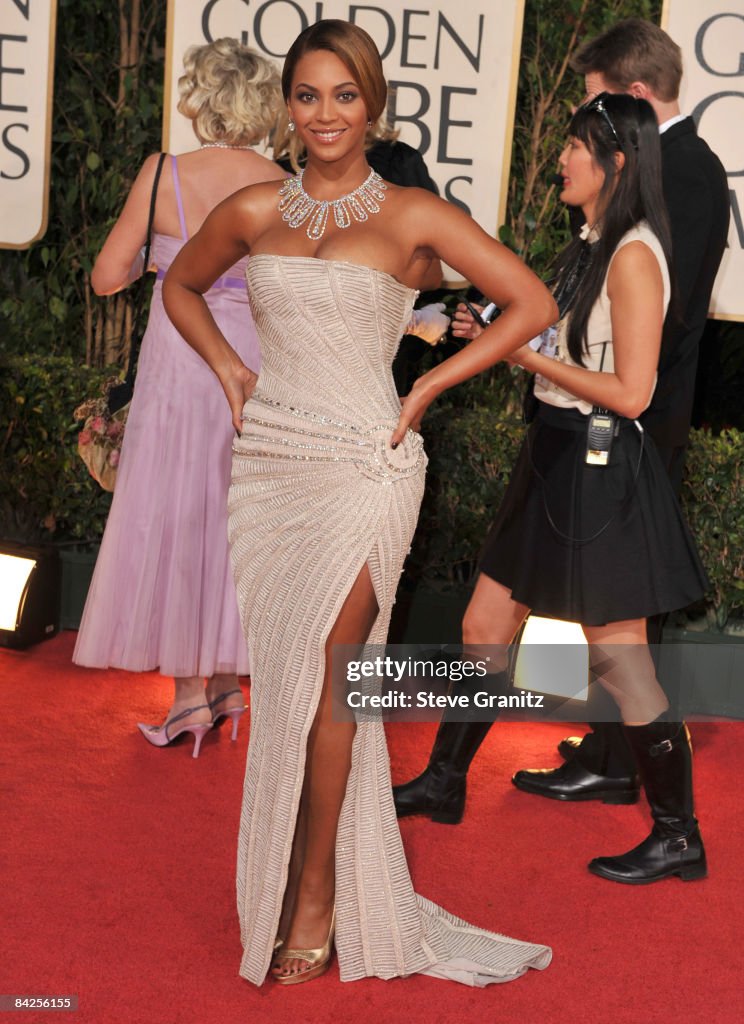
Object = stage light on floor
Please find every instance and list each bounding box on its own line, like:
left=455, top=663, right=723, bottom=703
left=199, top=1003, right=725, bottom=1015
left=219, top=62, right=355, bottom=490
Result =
left=0, top=554, right=36, bottom=630
left=0, top=543, right=60, bottom=649
left=513, top=615, right=589, bottom=701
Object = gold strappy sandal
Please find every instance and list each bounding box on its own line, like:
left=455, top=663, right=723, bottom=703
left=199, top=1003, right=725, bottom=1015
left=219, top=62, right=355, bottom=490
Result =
left=272, top=909, right=335, bottom=986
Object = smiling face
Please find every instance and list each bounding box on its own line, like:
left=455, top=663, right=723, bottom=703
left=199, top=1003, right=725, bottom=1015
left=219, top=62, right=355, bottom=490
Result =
left=288, top=49, right=369, bottom=166
left=557, top=135, right=607, bottom=223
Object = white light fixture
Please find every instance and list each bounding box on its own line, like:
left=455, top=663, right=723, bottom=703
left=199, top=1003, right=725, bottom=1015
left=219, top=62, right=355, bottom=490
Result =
left=0, top=554, right=37, bottom=630
left=513, top=615, right=589, bottom=701
left=0, top=544, right=60, bottom=648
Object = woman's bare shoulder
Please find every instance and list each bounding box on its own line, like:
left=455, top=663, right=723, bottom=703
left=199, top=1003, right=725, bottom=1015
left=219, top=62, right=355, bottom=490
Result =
left=384, top=182, right=470, bottom=226
left=203, top=178, right=285, bottom=245
left=246, top=151, right=289, bottom=182
left=221, top=178, right=285, bottom=215
left=383, top=182, right=485, bottom=253
left=127, top=151, right=166, bottom=196
left=608, top=238, right=663, bottom=281
left=383, top=181, right=445, bottom=210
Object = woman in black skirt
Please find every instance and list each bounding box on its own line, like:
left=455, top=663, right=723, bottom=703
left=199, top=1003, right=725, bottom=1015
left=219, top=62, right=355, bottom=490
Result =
left=396, top=93, right=708, bottom=884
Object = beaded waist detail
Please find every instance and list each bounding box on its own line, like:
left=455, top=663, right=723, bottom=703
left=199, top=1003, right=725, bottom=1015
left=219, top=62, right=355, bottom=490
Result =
left=232, top=393, right=426, bottom=484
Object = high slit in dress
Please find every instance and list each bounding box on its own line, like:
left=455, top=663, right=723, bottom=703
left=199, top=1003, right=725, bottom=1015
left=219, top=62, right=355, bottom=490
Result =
left=229, top=253, right=552, bottom=987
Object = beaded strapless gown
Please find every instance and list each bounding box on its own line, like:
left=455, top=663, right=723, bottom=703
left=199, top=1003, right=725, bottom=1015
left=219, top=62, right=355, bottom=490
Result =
left=229, top=254, right=551, bottom=986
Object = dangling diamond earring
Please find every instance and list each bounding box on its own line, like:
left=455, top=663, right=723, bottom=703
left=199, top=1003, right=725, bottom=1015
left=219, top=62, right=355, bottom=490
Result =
left=288, top=119, right=296, bottom=133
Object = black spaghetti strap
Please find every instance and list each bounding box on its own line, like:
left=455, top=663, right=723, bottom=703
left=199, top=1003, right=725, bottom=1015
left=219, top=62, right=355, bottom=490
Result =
left=124, top=152, right=166, bottom=381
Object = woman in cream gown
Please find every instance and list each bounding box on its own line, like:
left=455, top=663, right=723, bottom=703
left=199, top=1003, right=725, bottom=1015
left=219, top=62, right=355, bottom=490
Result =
left=164, top=20, right=557, bottom=988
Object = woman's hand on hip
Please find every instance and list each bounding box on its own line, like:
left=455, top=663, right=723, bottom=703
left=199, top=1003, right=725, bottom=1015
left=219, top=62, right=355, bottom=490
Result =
left=222, top=365, right=258, bottom=433
left=391, top=376, right=439, bottom=447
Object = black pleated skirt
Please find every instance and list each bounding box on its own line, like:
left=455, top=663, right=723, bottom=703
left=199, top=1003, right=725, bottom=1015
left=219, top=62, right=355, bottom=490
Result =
left=479, top=402, right=708, bottom=625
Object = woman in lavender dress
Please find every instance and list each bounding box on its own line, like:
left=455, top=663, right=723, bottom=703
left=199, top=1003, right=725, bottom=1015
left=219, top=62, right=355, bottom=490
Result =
left=74, top=39, right=286, bottom=757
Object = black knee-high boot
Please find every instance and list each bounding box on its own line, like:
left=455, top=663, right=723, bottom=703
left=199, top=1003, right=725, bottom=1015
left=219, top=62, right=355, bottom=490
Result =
left=558, top=613, right=673, bottom=762
left=392, top=670, right=506, bottom=825
left=392, top=719, right=494, bottom=824
left=588, top=719, right=707, bottom=884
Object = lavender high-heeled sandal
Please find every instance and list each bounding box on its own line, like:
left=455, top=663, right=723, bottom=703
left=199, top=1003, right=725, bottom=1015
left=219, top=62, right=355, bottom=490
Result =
left=137, top=704, right=213, bottom=758
left=208, top=688, right=247, bottom=741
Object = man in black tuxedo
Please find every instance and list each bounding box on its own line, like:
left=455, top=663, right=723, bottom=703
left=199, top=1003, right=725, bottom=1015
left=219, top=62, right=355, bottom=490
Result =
left=394, top=20, right=729, bottom=882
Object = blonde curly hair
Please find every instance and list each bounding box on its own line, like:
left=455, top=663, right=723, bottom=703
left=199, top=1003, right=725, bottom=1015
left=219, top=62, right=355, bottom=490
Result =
left=177, top=38, right=281, bottom=146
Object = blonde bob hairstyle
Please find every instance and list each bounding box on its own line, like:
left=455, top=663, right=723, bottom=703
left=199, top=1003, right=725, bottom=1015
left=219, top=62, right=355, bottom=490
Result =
left=177, top=38, right=281, bottom=146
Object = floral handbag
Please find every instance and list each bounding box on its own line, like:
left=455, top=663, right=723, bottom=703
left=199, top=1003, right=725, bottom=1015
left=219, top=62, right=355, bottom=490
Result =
left=74, top=152, right=166, bottom=491
left=74, top=385, right=129, bottom=491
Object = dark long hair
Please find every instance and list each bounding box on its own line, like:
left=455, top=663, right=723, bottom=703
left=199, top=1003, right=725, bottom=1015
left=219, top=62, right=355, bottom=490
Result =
left=553, top=93, right=674, bottom=365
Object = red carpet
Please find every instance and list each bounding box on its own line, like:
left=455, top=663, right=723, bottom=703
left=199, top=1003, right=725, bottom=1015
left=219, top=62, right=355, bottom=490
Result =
left=1, top=632, right=741, bottom=1024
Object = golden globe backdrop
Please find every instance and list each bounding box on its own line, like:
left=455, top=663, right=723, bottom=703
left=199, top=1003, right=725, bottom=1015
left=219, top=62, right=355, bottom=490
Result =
left=0, top=0, right=58, bottom=250
left=164, top=0, right=525, bottom=281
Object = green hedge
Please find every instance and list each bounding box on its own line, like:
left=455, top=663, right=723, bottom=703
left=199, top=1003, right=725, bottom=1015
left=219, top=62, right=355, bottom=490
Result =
left=681, top=429, right=744, bottom=629
left=409, top=402, right=524, bottom=588
left=0, top=355, right=113, bottom=542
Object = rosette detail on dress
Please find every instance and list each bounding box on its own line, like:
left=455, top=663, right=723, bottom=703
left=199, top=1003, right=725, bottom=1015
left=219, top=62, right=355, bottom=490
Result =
left=234, top=394, right=426, bottom=485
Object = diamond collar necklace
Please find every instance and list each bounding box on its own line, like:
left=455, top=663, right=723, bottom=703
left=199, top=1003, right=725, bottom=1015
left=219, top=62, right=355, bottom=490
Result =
left=278, top=168, right=387, bottom=240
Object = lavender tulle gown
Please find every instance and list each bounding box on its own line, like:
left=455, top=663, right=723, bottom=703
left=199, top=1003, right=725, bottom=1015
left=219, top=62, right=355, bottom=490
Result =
left=73, top=156, right=256, bottom=678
